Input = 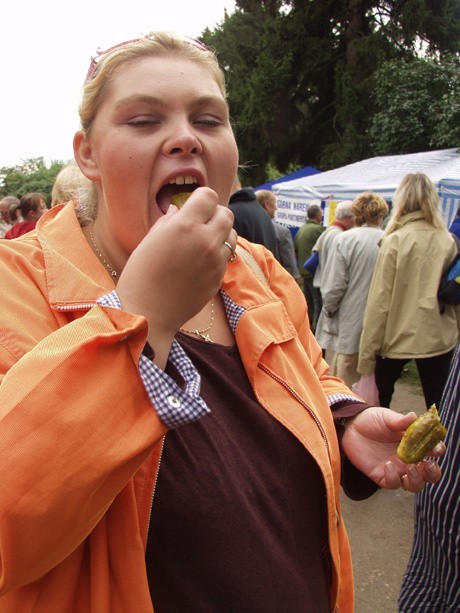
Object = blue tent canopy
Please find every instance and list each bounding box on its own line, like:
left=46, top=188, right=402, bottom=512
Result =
left=255, top=165, right=321, bottom=191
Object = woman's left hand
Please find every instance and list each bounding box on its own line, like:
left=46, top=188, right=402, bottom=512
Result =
left=341, top=407, right=445, bottom=492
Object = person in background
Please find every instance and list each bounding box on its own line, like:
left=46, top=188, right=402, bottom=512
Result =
left=358, top=172, right=459, bottom=409
left=228, top=178, right=278, bottom=257
left=255, top=189, right=300, bottom=279
left=4, top=192, right=47, bottom=239
left=311, top=200, right=355, bottom=295
left=0, top=31, right=443, bottom=612
left=312, top=201, right=354, bottom=356
left=315, top=193, right=388, bottom=388
left=8, top=199, right=22, bottom=225
left=399, top=341, right=460, bottom=613
left=0, top=195, right=19, bottom=238
left=295, top=204, right=325, bottom=331
left=449, top=205, right=460, bottom=240
left=51, top=162, right=95, bottom=208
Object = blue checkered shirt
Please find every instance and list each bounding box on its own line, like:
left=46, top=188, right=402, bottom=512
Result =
left=98, top=290, right=360, bottom=428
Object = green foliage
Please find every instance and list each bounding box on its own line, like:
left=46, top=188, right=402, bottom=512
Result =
left=430, top=55, right=460, bottom=146
left=201, top=0, right=460, bottom=184
left=0, top=158, right=66, bottom=206
left=204, top=1, right=344, bottom=183
left=203, top=5, right=301, bottom=184
left=264, top=161, right=302, bottom=182
left=397, top=0, right=460, bottom=55
left=263, top=162, right=285, bottom=182
left=369, top=55, right=460, bottom=155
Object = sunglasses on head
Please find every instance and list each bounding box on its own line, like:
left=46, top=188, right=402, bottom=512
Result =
left=85, top=34, right=208, bottom=82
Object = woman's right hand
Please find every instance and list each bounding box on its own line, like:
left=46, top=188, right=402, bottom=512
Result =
left=341, top=407, right=444, bottom=492
left=115, top=187, right=236, bottom=365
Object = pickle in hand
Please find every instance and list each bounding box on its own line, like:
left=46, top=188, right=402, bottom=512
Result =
left=170, top=192, right=191, bottom=208
left=397, top=404, right=447, bottom=464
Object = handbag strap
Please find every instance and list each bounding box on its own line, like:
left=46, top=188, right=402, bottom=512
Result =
left=236, top=245, right=269, bottom=286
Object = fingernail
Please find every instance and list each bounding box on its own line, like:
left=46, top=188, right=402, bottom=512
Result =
left=408, top=465, right=418, bottom=477
left=427, top=462, right=438, bottom=477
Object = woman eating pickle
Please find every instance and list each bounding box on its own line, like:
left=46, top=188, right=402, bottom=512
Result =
left=0, top=31, right=445, bottom=612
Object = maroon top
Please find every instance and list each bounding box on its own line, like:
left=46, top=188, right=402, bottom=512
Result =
left=146, top=333, right=374, bottom=611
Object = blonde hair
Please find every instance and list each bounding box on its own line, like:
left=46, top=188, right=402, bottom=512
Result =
left=76, top=31, right=227, bottom=224
left=385, top=173, right=447, bottom=235
left=351, top=192, right=388, bottom=227
left=51, top=163, right=95, bottom=218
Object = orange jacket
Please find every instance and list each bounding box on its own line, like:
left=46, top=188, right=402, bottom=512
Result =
left=0, top=204, right=356, bottom=612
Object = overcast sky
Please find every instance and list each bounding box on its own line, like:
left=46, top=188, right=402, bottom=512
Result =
left=1, top=0, right=236, bottom=169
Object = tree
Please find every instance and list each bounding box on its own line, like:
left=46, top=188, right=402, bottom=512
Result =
left=369, top=55, right=460, bottom=155
left=203, top=0, right=347, bottom=183
left=0, top=158, right=65, bottom=206
left=201, top=0, right=460, bottom=184
left=430, top=54, right=460, bottom=147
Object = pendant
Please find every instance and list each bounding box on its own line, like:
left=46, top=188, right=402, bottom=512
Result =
left=196, top=331, right=212, bottom=342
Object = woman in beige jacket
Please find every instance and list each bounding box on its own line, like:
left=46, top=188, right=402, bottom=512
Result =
left=359, top=173, right=459, bottom=408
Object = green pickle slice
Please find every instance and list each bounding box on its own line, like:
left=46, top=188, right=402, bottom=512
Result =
left=170, top=192, right=191, bottom=208
left=397, top=404, right=447, bottom=464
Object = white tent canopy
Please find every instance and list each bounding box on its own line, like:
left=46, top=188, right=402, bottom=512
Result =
left=273, top=148, right=460, bottom=229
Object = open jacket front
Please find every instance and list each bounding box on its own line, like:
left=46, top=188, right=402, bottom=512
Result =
left=0, top=204, right=359, bottom=612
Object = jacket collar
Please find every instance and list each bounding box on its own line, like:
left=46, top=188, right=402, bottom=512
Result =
left=38, top=206, right=296, bottom=351
left=332, top=220, right=348, bottom=231
left=229, top=187, right=256, bottom=203
left=394, top=210, right=426, bottom=228
left=36, top=204, right=114, bottom=308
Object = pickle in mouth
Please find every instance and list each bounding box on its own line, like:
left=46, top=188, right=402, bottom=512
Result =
left=397, top=404, right=447, bottom=464
left=170, top=192, right=192, bottom=208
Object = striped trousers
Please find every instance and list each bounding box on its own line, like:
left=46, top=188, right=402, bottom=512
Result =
left=398, top=342, right=460, bottom=612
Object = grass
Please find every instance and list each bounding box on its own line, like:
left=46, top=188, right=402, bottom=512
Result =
left=399, top=360, right=423, bottom=391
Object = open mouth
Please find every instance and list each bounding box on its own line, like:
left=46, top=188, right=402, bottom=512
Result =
left=157, top=175, right=200, bottom=213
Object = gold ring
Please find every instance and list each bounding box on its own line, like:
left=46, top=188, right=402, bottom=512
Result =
left=224, top=241, right=237, bottom=262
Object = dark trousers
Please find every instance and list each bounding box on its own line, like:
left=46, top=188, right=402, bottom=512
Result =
left=375, top=350, right=454, bottom=409
left=303, top=277, right=322, bottom=332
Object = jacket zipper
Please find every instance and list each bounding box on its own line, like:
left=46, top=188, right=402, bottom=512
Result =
left=257, top=362, right=329, bottom=452
left=145, top=435, right=166, bottom=542
left=55, top=302, right=97, bottom=311
left=55, top=299, right=165, bottom=543
left=259, top=362, right=347, bottom=611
